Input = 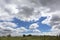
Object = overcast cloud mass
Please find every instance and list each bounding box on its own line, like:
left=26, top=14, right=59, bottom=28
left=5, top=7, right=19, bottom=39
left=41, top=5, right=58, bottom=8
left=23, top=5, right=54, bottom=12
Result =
left=0, top=0, right=60, bottom=36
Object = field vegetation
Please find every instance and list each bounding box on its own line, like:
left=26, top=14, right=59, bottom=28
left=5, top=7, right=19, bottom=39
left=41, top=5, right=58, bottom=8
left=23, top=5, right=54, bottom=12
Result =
left=0, top=34, right=60, bottom=40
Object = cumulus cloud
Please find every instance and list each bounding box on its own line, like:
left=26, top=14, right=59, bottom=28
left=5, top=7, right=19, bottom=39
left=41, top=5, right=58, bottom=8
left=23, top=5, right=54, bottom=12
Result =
left=42, top=11, right=60, bottom=35
left=0, top=0, right=51, bottom=22
left=29, top=23, right=41, bottom=33
left=0, top=8, right=14, bottom=21
left=0, top=22, right=17, bottom=28
left=11, top=23, right=41, bottom=36
left=15, top=27, right=28, bottom=33
left=0, top=22, right=17, bottom=36
left=10, top=26, right=29, bottom=36
left=0, top=22, right=29, bottom=36
left=41, top=0, right=60, bottom=36
left=29, top=23, right=39, bottom=29
left=49, top=12, right=60, bottom=35
left=33, top=29, right=41, bottom=33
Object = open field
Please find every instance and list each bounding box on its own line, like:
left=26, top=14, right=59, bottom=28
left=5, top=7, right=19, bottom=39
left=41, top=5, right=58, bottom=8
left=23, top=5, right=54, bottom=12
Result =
left=0, top=36, right=60, bottom=40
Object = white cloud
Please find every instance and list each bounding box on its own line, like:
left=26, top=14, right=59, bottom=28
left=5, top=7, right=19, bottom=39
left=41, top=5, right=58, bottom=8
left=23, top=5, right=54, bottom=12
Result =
left=0, top=0, right=60, bottom=22
left=42, top=11, right=60, bottom=35
left=0, top=22, right=17, bottom=36
left=0, top=22, right=29, bottom=36
left=0, top=0, right=51, bottom=22
left=29, top=23, right=41, bottom=33
left=33, top=29, right=41, bottom=33
left=0, top=8, right=14, bottom=21
left=0, top=22, right=17, bottom=28
left=11, top=27, right=29, bottom=36
left=5, top=4, right=19, bottom=14
left=29, top=23, right=39, bottom=29
left=15, top=27, right=28, bottom=33
left=11, top=24, right=41, bottom=36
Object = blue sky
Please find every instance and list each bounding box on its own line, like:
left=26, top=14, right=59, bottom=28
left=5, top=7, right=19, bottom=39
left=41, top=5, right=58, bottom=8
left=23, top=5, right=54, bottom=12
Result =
left=12, top=17, right=51, bottom=32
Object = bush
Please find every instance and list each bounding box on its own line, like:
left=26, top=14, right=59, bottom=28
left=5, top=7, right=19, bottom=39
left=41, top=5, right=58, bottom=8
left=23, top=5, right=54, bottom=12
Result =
left=7, top=34, right=11, bottom=37
left=27, top=34, right=32, bottom=36
left=23, top=34, right=26, bottom=37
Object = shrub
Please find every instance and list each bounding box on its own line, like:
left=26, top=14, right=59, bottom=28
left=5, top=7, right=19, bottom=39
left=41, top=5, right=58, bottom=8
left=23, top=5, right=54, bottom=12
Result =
left=27, top=34, right=32, bottom=36
left=23, top=34, right=26, bottom=37
left=7, top=34, right=11, bottom=37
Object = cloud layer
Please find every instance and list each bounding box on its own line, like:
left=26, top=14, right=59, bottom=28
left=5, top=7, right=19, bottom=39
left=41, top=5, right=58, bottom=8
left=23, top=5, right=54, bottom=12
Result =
left=0, top=0, right=60, bottom=36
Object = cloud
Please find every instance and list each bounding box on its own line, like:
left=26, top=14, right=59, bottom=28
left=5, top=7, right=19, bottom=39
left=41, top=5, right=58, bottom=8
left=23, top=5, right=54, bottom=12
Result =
left=33, top=29, right=41, bottom=33
left=49, top=11, right=60, bottom=35
left=11, top=23, right=40, bottom=36
left=0, top=21, right=29, bottom=36
left=29, top=23, right=39, bottom=29
left=0, top=22, right=17, bottom=28
left=0, top=0, right=60, bottom=21
left=40, top=0, right=60, bottom=11
left=0, top=27, right=14, bottom=36
left=15, top=27, right=28, bottom=33
left=0, top=0, right=60, bottom=36
left=29, top=23, right=41, bottom=33
left=0, top=22, right=29, bottom=36
left=0, top=22, right=17, bottom=36
left=11, top=27, right=29, bottom=36
left=5, top=4, right=19, bottom=14
left=0, top=8, right=14, bottom=21
left=0, top=0, right=51, bottom=22
left=42, top=11, right=60, bottom=35
left=41, top=0, right=60, bottom=35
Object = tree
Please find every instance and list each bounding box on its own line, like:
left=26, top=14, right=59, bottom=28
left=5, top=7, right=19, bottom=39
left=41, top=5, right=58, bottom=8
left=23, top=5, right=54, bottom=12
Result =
left=28, top=34, right=32, bottom=36
left=23, top=34, right=26, bottom=37
left=7, top=34, right=11, bottom=37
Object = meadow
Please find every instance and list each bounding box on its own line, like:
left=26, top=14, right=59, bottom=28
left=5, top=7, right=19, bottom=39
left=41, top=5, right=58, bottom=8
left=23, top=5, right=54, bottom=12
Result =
left=0, top=36, right=60, bottom=40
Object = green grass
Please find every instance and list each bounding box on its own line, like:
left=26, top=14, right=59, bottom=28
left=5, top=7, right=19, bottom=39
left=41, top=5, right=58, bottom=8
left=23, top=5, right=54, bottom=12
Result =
left=0, top=36, right=60, bottom=40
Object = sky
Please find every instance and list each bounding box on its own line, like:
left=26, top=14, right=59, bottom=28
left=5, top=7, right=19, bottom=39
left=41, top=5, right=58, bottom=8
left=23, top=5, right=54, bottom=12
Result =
left=0, top=0, right=60, bottom=36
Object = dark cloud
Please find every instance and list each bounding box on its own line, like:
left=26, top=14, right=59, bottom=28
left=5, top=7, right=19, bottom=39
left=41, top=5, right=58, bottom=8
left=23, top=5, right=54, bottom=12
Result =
left=19, top=6, right=34, bottom=17
left=50, top=14, right=60, bottom=26
left=51, top=15, right=60, bottom=21
left=0, top=29, right=12, bottom=36
left=40, top=0, right=60, bottom=11
left=40, top=0, right=54, bottom=6
left=4, top=0, right=12, bottom=3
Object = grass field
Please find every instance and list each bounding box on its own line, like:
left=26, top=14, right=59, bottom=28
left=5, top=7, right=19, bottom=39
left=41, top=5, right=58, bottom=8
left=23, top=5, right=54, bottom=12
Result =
left=0, top=36, right=60, bottom=40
